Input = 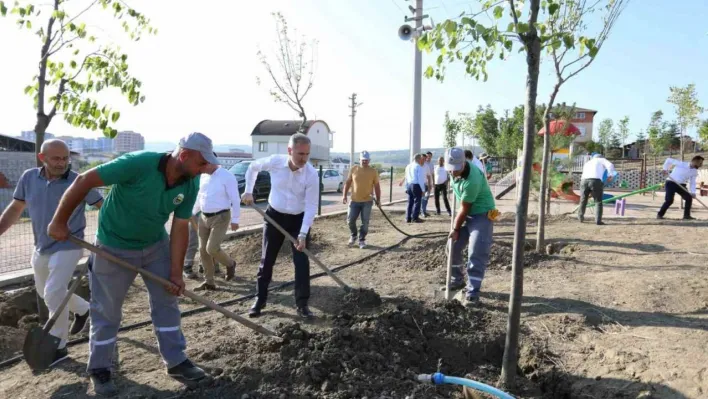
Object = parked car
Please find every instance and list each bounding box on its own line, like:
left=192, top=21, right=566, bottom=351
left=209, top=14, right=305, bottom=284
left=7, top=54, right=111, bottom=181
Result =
left=229, top=161, right=271, bottom=200
left=320, top=168, right=344, bottom=193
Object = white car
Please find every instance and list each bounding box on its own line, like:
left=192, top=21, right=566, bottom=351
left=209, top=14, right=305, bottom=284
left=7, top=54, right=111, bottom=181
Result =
left=320, top=169, right=344, bottom=193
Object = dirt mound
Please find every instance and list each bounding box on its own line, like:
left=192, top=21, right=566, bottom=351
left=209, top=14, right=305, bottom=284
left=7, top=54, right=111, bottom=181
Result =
left=192, top=298, right=509, bottom=398
left=225, top=230, right=333, bottom=265
left=341, top=288, right=382, bottom=311
left=0, top=326, right=24, bottom=362
left=0, top=288, right=38, bottom=328
left=487, top=241, right=553, bottom=270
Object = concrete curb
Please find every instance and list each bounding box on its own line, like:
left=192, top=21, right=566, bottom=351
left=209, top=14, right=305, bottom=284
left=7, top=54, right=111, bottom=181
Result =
left=0, top=199, right=409, bottom=289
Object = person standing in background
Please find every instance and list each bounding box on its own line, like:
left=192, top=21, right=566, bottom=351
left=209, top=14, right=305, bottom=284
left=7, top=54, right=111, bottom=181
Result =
left=433, top=156, right=452, bottom=216
left=399, top=153, right=426, bottom=223
left=578, top=153, right=616, bottom=225
left=657, top=156, right=704, bottom=220
left=421, top=151, right=434, bottom=217
left=342, top=150, right=381, bottom=249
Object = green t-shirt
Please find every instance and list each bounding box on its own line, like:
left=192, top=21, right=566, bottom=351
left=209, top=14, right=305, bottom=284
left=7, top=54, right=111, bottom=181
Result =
left=452, top=163, right=496, bottom=216
left=95, top=151, right=199, bottom=249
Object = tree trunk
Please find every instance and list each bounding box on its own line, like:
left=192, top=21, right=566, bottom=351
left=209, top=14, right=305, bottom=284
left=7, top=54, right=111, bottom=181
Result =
left=536, top=86, right=559, bottom=253
left=501, top=25, right=541, bottom=389
left=33, top=114, right=49, bottom=167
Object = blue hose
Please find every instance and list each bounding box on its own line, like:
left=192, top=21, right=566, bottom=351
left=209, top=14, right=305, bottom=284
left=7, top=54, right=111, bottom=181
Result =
left=417, top=372, right=516, bottom=399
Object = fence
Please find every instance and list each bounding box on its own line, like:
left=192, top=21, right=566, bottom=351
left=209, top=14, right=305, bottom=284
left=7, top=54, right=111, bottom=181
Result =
left=0, top=166, right=405, bottom=276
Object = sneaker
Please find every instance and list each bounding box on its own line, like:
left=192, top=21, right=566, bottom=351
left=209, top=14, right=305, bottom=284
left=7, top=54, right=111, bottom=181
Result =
left=413, top=219, right=424, bottom=223
left=297, top=305, right=315, bottom=320
left=183, top=269, right=198, bottom=279
left=359, top=240, right=366, bottom=249
left=656, top=214, right=664, bottom=220
left=49, top=347, right=69, bottom=367
left=348, top=237, right=356, bottom=246
left=596, top=221, right=605, bottom=226
left=683, top=216, right=696, bottom=220
left=225, top=261, right=236, bottom=281
left=167, top=359, right=206, bottom=384
left=70, top=310, right=89, bottom=335
left=194, top=282, right=217, bottom=291
left=90, top=368, right=118, bottom=397
left=248, top=299, right=266, bottom=318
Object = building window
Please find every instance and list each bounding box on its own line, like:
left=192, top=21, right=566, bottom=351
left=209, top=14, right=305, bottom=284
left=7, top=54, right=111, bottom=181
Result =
left=258, top=142, right=268, bottom=152
left=574, top=112, right=586, bottom=120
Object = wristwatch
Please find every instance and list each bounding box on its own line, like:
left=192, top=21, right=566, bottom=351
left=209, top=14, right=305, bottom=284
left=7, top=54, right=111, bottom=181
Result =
left=298, top=233, right=307, bottom=241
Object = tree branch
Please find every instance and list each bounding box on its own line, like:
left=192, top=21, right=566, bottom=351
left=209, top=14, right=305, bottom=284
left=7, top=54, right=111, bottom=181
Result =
left=46, top=78, right=67, bottom=122
left=37, top=0, right=60, bottom=116
left=508, top=0, right=520, bottom=31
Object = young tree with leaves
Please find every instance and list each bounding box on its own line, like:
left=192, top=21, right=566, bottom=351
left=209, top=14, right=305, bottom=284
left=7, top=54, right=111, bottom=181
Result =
left=635, top=129, right=646, bottom=156
left=597, top=118, right=614, bottom=153
left=699, top=119, right=708, bottom=144
left=617, top=116, right=630, bottom=157
left=472, top=105, right=499, bottom=154
left=1, top=0, right=154, bottom=165
left=418, top=0, right=560, bottom=388
left=667, top=83, right=704, bottom=159
left=257, top=12, right=317, bottom=130
left=535, top=0, right=629, bottom=252
left=443, top=111, right=460, bottom=148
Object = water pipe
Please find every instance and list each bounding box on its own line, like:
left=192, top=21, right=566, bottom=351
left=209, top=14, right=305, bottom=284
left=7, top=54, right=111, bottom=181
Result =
left=417, top=373, right=516, bottom=399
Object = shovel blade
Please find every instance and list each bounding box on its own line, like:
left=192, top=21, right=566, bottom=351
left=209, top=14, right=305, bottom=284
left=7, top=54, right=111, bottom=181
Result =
left=23, top=326, right=61, bottom=371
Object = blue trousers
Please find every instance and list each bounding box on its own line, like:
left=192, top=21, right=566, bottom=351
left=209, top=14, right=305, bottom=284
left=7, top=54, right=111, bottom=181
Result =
left=450, top=213, right=494, bottom=299
left=421, top=185, right=430, bottom=214
left=406, top=183, right=423, bottom=221
left=348, top=201, right=373, bottom=240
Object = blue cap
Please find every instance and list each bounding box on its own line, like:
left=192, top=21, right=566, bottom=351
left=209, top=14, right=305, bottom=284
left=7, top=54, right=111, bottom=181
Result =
left=360, top=150, right=371, bottom=160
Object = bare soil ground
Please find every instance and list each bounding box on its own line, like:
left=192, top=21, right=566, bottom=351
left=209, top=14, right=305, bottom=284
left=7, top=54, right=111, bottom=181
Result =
left=0, top=210, right=707, bottom=398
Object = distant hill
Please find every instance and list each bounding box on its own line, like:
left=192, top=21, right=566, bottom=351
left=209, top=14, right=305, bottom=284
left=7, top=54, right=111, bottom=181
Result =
left=332, top=146, right=485, bottom=167
left=145, top=142, right=252, bottom=154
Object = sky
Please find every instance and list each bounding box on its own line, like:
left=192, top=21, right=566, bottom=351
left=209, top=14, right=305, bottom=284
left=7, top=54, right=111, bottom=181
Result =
left=0, top=0, right=707, bottom=153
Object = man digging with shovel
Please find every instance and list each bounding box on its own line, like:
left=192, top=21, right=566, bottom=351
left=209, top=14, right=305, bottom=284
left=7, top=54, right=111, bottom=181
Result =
left=0, top=139, right=103, bottom=367
left=48, top=133, right=218, bottom=396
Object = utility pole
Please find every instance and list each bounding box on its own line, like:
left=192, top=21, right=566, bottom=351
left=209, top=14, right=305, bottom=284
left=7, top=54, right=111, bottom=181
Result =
left=349, top=93, right=362, bottom=169
left=408, top=0, right=425, bottom=162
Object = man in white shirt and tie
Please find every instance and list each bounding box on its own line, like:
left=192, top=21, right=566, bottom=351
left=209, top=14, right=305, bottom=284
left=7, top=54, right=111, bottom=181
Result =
left=192, top=163, right=241, bottom=290
left=657, top=155, right=704, bottom=220
left=578, top=153, right=616, bottom=225
left=399, top=153, right=427, bottom=223
left=241, top=133, right=319, bottom=319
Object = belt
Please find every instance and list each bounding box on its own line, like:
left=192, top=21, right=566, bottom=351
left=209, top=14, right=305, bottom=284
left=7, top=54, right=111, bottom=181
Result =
left=203, top=209, right=229, bottom=217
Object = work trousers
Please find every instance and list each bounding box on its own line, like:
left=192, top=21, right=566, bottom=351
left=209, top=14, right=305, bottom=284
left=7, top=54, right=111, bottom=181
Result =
left=183, top=216, right=199, bottom=273
left=31, top=249, right=89, bottom=349
left=450, top=213, right=494, bottom=299
left=348, top=201, right=373, bottom=241
left=406, top=183, right=423, bottom=222
left=256, top=206, right=311, bottom=307
left=658, top=180, right=692, bottom=218
left=578, top=178, right=604, bottom=223
left=198, top=211, right=233, bottom=285
left=434, top=182, right=451, bottom=215
left=87, top=238, right=187, bottom=371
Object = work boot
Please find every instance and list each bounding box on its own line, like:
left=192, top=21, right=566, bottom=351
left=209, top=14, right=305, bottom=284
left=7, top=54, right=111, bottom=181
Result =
left=297, top=305, right=315, bottom=320
left=194, top=282, right=217, bottom=291
left=464, top=296, right=480, bottom=308
left=49, top=347, right=69, bottom=367
left=70, top=310, right=89, bottom=335
left=596, top=221, right=605, bottom=226
left=684, top=216, right=696, bottom=220
left=656, top=214, right=664, bottom=220
left=167, top=359, right=206, bottom=385
left=90, top=368, right=118, bottom=397
left=248, top=299, right=266, bottom=318
left=225, top=261, right=236, bottom=281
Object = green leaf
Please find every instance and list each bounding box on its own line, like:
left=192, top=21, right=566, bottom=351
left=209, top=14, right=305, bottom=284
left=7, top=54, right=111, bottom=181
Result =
left=562, top=34, right=574, bottom=49
left=25, top=19, right=31, bottom=29
left=548, top=3, right=560, bottom=15
left=493, top=6, right=504, bottom=19
left=23, top=85, right=32, bottom=94
left=111, top=111, right=120, bottom=123
left=589, top=46, right=599, bottom=58
left=0, top=2, right=7, bottom=16
left=504, top=40, right=513, bottom=52
left=506, top=22, right=515, bottom=32
left=443, top=20, right=457, bottom=35
left=424, top=66, right=434, bottom=78
left=434, top=37, right=444, bottom=49
left=517, top=23, right=529, bottom=34
left=461, top=17, right=475, bottom=27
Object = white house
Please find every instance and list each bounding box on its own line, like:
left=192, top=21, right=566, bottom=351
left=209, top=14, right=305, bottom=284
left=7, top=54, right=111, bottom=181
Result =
left=251, top=120, right=332, bottom=166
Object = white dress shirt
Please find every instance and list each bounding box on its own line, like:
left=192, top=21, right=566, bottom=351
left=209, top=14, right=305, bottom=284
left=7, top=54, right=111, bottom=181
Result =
left=663, top=158, right=697, bottom=194
left=192, top=167, right=241, bottom=224
left=581, top=157, right=616, bottom=180
left=470, top=156, right=485, bottom=174
left=245, top=154, right=319, bottom=235
left=434, top=165, right=449, bottom=185
left=404, top=162, right=426, bottom=191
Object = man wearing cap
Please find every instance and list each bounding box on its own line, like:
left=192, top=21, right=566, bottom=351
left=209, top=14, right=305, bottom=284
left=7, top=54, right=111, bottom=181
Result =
left=0, top=139, right=103, bottom=368
left=445, top=147, right=496, bottom=306
left=48, top=132, right=218, bottom=396
left=342, top=150, right=381, bottom=249
left=399, top=153, right=427, bottom=223
left=578, top=153, right=616, bottom=225
left=242, top=133, right=319, bottom=319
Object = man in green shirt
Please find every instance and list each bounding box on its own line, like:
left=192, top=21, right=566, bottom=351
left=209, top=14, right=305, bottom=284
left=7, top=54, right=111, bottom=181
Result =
left=445, top=147, right=496, bottom=306
left=48, top=133, right=218, bottom=396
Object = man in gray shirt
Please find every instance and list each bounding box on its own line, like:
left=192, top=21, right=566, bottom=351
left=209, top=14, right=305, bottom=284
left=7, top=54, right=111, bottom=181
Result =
left=0, top=139, right=103, bottom=367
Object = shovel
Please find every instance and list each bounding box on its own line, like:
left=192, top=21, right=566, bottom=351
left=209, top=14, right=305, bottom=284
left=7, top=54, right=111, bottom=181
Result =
left=67, top=236, right=279, bottom=338
left=250, top=205, right=352, bottom=292
left=23, top=276, right=82, bottom=371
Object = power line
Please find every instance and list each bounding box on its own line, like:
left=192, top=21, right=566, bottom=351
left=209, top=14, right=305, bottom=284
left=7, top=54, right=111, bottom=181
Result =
left=389, top=0, right=405, bottom=15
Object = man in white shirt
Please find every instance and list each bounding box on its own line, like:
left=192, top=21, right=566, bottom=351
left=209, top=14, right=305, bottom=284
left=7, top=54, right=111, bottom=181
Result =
left=421, top=151, right=435, bottom=217
left=464, top=149, right=486, bottom=175
left=192, top=164, right=241, bottom=290
left=578, top=153, right=616, bottom=225
left=399, top=153, right=427, bottom=223
left=241, top=133, right=319, bottom=319
left=657, top=156, right=704, bottom=220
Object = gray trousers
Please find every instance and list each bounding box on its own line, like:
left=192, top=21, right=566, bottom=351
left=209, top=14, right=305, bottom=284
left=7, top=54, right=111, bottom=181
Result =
left=183, top=217, right=199, bottom=272
left=450, top=213, right=494, bottom=299
left=348, top=201, right=373, bottom=240
left=87, top=238, right=187, bottom=371
left=578, top=178, right=604, bottom=223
